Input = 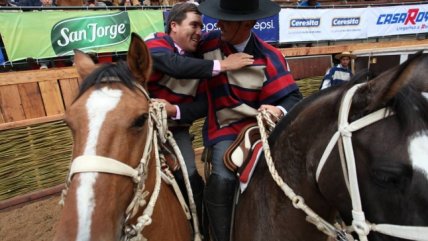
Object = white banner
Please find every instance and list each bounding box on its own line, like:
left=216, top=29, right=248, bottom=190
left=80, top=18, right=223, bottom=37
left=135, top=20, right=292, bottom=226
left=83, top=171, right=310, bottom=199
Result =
left=279, top=4, right=428, bottom=43
left=367, top=5, right=428, bottom=37
left=279, top=8, right=367, bottom=42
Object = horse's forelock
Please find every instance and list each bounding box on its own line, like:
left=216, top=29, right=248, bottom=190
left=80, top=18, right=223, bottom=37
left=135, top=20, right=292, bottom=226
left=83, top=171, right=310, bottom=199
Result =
left=76, top=61, right=137, bottom=101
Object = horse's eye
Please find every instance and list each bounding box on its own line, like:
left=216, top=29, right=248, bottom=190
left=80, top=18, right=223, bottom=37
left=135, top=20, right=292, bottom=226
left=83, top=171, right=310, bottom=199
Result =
left=132, top=113, right=148, bottom=128
left=371, top=169, right=402, bottom=189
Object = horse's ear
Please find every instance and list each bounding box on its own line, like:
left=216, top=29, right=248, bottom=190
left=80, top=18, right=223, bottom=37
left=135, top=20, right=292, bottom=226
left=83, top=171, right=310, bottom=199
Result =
left=127, top=33, right=152, bottom=85
left=362, top=52, right=428, bottom=111
left=73, top=49, right=96, bottom=80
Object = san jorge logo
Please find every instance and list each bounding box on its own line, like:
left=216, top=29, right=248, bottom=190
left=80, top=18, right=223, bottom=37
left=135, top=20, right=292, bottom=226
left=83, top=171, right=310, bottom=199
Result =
left=51, top=11, right=130, bottom=55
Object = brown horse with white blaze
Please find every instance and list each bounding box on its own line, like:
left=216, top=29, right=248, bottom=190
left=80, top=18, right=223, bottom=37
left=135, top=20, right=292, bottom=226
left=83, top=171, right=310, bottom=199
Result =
left=53, top=33, right=192, bottom=241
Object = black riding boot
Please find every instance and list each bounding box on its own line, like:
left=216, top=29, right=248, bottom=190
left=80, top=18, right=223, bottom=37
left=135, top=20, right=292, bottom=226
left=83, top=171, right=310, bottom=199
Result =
left=204, top=174, right=236, bottom=241
left=173, top=170, right=207, bottom=238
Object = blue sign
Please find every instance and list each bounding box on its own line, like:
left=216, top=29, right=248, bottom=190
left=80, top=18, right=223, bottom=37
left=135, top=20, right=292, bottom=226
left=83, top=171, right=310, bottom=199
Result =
left=163, top=10, right=279, bottom=43
left=202, top=15, right=279, bottom=43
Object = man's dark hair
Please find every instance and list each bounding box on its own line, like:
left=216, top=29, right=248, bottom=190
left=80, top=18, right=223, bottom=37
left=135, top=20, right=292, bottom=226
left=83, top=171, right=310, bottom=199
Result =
left=166, top=3, right=201, bottom=34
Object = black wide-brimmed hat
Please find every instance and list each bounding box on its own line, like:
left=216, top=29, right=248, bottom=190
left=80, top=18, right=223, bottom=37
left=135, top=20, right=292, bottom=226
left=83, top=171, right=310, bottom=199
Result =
left=198, top=0, right=280, bottom=21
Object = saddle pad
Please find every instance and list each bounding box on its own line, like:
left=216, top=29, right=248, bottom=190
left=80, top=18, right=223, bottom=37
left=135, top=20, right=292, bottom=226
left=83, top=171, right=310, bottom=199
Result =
left=239, top=140, right=262, bottom=183
left=224, top=124, right=260, bottom=172
left=239, top=140, right=263, bottom=192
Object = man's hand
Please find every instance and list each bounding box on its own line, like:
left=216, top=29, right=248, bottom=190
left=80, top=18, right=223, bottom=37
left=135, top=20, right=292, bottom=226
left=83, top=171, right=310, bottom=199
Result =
left=220, top=53, right=254, bottom=71
left=258, top=104, right=284, bottom=119
left=153, top=99, right=177, bottom=117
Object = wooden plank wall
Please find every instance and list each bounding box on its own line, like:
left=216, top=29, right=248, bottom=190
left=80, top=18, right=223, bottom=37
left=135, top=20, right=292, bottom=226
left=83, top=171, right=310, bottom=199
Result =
left=0, top=67, right=80, bottom=129
left=287, top=55, right=332, bottom=79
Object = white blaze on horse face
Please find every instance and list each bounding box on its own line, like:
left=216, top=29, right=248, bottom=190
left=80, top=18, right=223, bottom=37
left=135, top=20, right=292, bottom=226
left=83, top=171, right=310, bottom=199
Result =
left=422, top=92, right=428, bottom=101
left=409, top=131, right=428, bottom=179
left=76, top=87, right=122, bottom=241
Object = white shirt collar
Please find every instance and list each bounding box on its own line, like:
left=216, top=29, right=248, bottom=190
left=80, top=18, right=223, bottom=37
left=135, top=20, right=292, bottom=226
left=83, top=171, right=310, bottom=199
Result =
left=174, top=43, right=185, bottom=55
left=233, top=33, right=252, bottom=53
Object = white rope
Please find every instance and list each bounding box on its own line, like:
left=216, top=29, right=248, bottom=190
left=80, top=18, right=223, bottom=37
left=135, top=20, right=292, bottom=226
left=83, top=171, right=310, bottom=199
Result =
left=128, top=101, right=202, bottom=241
left=165, top=125, right=202, bottom=241
left=256, top=110, right=342, bottom=239
left=160, top=171, right=191, bottom=219
left=127, top=132, right=163, bottom=241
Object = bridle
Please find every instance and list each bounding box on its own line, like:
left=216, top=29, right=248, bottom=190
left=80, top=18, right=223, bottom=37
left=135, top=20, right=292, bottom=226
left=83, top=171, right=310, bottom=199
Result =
left=60, top=78, right=202, bottom=241
left=258, top=83, right=428, bottom=241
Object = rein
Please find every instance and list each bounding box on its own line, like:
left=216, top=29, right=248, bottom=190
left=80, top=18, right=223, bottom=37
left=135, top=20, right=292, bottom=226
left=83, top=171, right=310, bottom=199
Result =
left=258, top=83, right=428, bottom=241
left=60, top=79, right=201, bottom=241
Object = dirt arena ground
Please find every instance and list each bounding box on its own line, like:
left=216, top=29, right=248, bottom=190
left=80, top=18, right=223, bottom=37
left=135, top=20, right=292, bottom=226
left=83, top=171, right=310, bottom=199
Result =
left=0, top=195, right=61, bottom=241
left=0, top=153, right=206, bottom=241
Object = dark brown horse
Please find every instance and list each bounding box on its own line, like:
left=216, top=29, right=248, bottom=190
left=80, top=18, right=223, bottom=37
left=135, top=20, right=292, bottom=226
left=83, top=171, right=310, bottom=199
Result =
left=233, top=53, right=428, bottom=241
left=53, top=33, right=192, bottom=241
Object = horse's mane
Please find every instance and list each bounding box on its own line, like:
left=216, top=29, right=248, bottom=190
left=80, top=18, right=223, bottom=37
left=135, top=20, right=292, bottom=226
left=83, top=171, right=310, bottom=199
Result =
left=270, top=54, right=428, bottom=143
left=386, top=53, right=428, bottom=134
left=76, top=61, right=137, bottom=100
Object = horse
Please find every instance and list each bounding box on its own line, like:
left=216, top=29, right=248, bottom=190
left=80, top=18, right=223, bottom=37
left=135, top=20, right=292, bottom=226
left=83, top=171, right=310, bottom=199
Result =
left=53, top=33, right=193, bottom=241
left=233, top=52, right=428, bottom=241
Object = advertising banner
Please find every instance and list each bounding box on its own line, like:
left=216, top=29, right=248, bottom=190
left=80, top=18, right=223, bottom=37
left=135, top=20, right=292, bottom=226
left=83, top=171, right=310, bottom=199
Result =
left=279, top=8, right=367, bottom=43
left=0, top=10, right=164, bottom=62
left=202, top=15, right=279, bottom=42
left=367, top=5, right=428, bottom=37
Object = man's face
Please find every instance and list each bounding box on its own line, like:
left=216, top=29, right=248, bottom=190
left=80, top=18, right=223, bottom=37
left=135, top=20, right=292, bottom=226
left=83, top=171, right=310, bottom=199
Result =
left=308, top=0, right=318, bottom=6
left=217, top=20, right=254, bottom=45
left=41, top=0, right=52, bottom=5
left=340, top=56, right=351, bottom=68
left=170, top=12, right=203, bottom=53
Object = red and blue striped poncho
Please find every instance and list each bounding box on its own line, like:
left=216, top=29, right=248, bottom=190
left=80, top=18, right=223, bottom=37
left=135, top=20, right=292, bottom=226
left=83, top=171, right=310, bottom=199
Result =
left=199, top=31, right=299, bottom=146
left=145, top=32, right=203, bottom=105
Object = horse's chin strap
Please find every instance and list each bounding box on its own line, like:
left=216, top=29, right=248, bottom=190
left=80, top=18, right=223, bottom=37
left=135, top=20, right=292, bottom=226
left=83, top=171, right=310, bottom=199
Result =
left=316, top=83, right=428, bottom=241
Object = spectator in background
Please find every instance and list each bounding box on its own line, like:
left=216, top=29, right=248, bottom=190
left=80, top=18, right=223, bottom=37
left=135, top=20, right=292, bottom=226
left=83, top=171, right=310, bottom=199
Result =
left=17, top=0, right=41, bottom=6
left=119, top=0, right=131, bottom=5
left=40, top=0, right=54, bottom=6
left=0, top=0, right=17, bottom=6
left=320, top=51, right=356, bottom=90
left=0, top=51, right=5, bottom=65
left=297, top=0, right=320, bottom=7
left=85, top=0, right=106, bottom=6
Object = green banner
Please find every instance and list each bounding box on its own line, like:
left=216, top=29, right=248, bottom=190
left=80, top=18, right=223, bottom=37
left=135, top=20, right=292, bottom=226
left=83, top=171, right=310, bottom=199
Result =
left=0, top=10, right=164, bottom=62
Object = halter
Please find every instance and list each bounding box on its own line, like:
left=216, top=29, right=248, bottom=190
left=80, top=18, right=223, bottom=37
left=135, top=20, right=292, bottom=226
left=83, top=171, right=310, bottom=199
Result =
left=60, top=78, right=202, bottom=241
left=258, top=83, right=428, bottom=241
left=316, top=83, right=428, bottom=241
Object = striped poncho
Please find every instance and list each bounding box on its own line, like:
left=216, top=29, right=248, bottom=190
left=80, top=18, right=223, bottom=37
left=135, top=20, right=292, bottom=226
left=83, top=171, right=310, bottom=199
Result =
left=199, top=31, right=299, bottom=146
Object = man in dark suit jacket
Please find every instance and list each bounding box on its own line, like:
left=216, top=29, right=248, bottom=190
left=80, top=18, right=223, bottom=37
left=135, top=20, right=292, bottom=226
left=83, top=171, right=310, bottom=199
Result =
left=144, top=3, right=253, bottom=239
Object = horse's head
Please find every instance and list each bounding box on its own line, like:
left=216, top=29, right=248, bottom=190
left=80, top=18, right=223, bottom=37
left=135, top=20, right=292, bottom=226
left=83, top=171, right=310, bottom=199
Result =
left=295, top=53, right=428, bottom=240
left=53, top=33, right=154, bottom=241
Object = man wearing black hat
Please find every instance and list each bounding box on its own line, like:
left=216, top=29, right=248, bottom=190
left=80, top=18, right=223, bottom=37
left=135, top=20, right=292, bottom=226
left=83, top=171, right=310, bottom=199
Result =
left=197, top=0, right=302, bottom=240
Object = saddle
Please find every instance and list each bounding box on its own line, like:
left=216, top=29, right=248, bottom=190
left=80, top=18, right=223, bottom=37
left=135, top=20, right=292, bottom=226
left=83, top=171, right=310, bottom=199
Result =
left=224, top=124, right=262, bottom=183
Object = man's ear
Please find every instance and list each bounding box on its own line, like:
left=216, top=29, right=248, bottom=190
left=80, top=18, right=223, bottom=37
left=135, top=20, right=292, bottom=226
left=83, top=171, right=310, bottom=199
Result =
left=170, top=21, right=178, bottom=33
left=246, top=20, right=257, bottom=30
